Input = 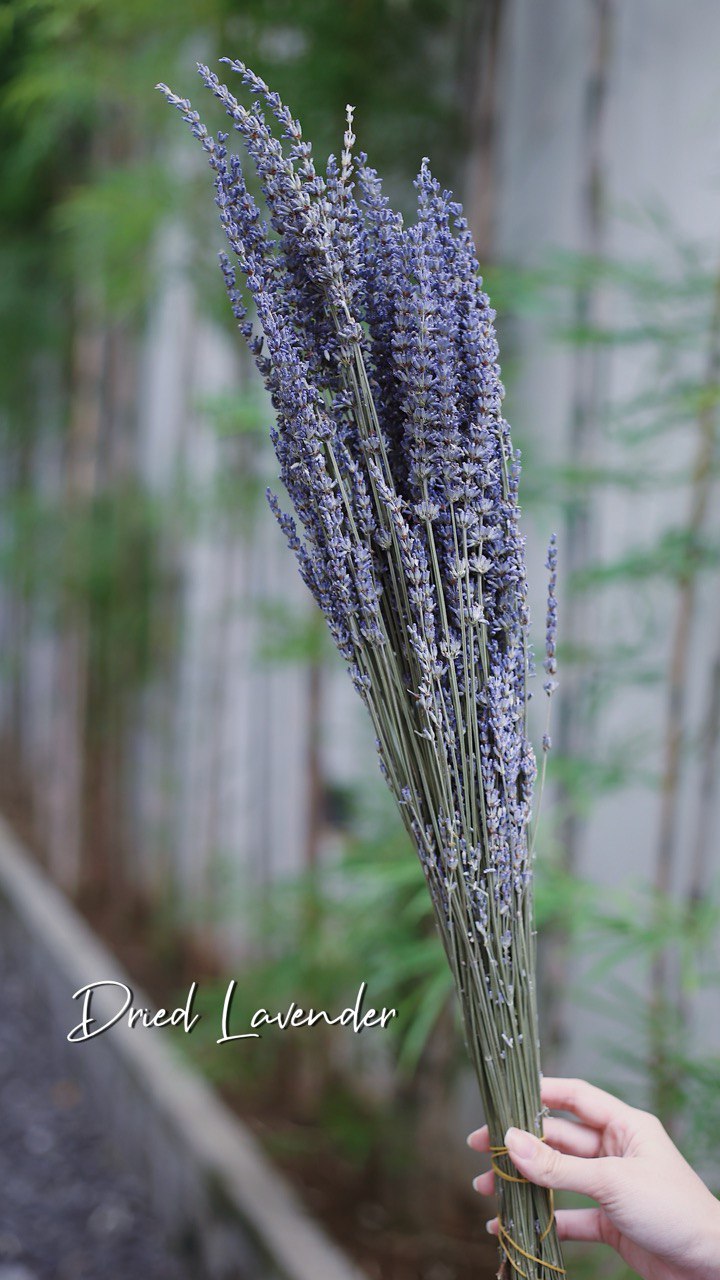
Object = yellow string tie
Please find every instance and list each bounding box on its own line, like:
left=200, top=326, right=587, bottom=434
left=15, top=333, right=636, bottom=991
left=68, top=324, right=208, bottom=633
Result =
left=489, top=1137, right=547, bottom=1182
left=487, top=1137, right=566, bottom=1276
left=497, top=1222, right=567, bottom=1277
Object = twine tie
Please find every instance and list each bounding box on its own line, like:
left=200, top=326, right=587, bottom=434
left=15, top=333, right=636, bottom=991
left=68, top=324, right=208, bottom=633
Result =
left=487, top=1137, right=566, bottom=1277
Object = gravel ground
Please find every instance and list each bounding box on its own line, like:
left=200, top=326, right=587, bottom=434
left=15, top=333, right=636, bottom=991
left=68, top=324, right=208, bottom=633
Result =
left=0, top=920, right=198, bottom=1280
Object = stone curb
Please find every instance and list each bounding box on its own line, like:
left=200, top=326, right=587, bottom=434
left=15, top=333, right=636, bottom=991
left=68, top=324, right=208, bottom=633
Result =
left=0, top=817, right=369, bottom=1280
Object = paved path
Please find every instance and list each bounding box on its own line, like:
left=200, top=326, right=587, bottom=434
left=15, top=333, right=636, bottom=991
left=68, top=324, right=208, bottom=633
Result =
left=0, top=921, right=197, bottom=1280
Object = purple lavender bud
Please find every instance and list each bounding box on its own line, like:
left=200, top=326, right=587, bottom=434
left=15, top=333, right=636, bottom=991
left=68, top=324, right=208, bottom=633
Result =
left=544, top=533, right=559, bottom=686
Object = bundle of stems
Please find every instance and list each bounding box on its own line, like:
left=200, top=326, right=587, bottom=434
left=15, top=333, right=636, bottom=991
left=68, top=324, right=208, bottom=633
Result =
left=160, top=60, right=565, bottom=1279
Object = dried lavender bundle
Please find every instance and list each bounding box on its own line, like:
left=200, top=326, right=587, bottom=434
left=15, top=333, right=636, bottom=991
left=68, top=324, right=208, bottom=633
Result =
left=159, top=61, right=565, bottom=1280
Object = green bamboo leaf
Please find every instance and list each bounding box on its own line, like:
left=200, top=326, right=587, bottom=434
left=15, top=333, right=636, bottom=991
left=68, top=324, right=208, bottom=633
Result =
left=397, top=978, right=452, bottom=1076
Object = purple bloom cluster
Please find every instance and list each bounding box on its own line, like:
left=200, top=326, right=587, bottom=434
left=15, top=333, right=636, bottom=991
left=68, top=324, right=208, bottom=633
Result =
left=159, top=62, right=539, bottom=948
left=543, top=532, right=559, bottom=714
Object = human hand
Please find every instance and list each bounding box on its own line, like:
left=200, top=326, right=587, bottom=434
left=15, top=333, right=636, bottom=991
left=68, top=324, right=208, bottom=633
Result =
left=468, top=1077, right=720, bottom=1280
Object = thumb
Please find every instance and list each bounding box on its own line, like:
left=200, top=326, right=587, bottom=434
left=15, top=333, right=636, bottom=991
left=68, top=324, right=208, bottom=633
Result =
left=504, top=1128, right=617, bottom=1199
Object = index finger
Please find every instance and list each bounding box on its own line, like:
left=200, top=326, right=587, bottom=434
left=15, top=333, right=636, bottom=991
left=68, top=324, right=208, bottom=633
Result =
left=541, top=1077, right=634, bottom=1130
left=466, top=1124, right=490, bottom=1152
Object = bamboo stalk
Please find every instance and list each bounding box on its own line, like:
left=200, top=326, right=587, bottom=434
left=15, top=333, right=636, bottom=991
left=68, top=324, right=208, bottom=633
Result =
left=547, top=0, right=615, bottom=1068
left=651, top=265, right=720, bottom=1124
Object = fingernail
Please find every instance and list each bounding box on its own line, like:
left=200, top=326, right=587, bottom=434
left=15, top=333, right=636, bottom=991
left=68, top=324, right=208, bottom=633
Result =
left=472, top=1175, right=482, bottom=1192
left=485, top=1218, right=498, bottom=1235
left=505, top=1126, right=537, bottom=1160
left=466, top=1129, right=480, bottom=1147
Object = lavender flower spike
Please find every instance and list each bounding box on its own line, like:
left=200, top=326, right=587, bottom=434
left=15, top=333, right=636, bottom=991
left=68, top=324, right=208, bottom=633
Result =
left=160, top=63, right=565, bottom=1280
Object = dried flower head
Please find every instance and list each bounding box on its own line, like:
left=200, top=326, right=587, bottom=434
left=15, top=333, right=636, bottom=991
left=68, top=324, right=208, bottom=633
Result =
left=160, top=64, right=564, bottom=1279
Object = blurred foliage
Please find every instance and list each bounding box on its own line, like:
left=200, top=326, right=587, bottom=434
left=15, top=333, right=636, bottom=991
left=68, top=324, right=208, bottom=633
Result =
left=187, top=782, right=453, bottom=1080
left=219, top=0, right=462, bottom=191
left=0, top=0, right=465, bottom=344
left=0, top=481, right=175, bottom=717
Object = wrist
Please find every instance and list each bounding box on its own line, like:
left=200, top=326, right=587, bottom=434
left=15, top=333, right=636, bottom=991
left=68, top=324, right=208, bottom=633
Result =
left=689, top=1196, right=720, bottom=1280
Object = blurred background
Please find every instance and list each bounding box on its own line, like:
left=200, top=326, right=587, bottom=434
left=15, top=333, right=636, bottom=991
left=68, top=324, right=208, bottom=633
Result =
left=0, top=2, right=719, bottom=1279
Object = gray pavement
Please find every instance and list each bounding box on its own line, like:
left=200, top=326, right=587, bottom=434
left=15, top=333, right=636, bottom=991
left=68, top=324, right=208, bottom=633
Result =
left=0, top=923, right=198, bottom=1280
